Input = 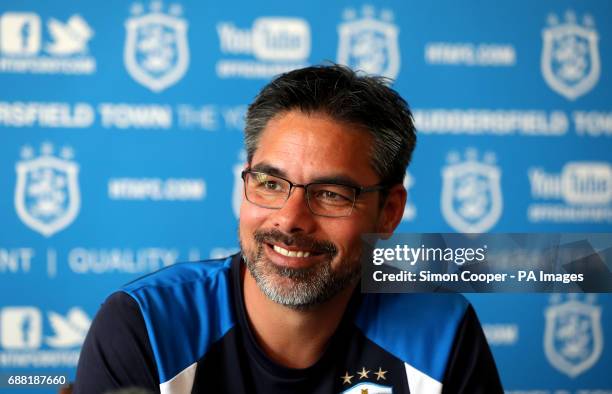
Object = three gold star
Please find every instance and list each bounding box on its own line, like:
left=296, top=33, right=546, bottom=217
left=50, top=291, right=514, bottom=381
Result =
left=341, top=371, right=354, bottom=385
left=374, top=367, right=388, bottom=381
left=342, top=367, right=388, bottom=384
left=357, top=366, right=370, bottom=379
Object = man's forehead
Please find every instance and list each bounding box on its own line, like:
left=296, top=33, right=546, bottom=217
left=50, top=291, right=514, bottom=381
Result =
left=249, top=110, right=378, bottom=183
left=257, top=111, right=372, bottom=151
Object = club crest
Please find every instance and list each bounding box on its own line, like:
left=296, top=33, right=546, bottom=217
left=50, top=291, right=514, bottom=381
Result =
left=124, top=1, right=189, bottom=92
left=441, top=149, right=502, bottom=233
left=337, top=5, right=400, bottom=80
left=341, top=382, right=393, bottom=394
left=14, top=143, right=80, bottom=237
left=339, top=367, right=392, bottom=393
left=544, top=294, right=603, bottom=377
left=541, top=11, right=600, bottom=100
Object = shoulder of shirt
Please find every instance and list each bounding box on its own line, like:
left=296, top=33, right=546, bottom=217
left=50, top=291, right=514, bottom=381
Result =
left=355, top=293, right=470, bottom=385
left=119, top=254, right=236, bottom=386
left=122, top=255, right=233, bottom=294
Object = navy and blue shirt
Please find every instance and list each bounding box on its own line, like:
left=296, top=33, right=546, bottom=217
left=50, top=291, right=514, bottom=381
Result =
left=74, top=254, right=503, bottom=393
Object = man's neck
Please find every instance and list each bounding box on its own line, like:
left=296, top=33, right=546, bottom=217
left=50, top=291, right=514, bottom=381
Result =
left=242, top=265, right=356, bottom=369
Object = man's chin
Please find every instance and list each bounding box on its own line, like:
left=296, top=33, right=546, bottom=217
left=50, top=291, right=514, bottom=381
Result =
left=247, top=260, right=328, bottom=307
left=246, top=258, right=360, bottom=310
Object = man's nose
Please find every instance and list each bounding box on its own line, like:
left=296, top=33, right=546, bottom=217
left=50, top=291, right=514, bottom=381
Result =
left=271, top=187, right=317, bottom=234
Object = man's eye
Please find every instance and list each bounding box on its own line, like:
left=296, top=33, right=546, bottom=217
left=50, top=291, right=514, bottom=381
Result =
left=314, top=189, right=351, bottom=203
left=320, top=191, right=342, bottom=200
left=262, top=181, right=282, bottom=191
left=253, top=178, right=284, bottom=193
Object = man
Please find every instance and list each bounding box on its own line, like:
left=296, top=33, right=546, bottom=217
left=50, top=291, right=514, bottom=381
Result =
left=74, top=65, right=503, bottom=393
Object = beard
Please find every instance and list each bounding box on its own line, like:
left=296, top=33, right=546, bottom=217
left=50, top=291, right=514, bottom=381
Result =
left=239, top=228, right=361, bottom=310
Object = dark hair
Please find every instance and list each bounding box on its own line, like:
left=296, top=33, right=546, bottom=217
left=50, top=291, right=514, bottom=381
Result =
left=244, top=64, right=416, bottom=186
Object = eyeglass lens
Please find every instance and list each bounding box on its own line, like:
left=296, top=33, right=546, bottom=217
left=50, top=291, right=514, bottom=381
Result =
left=244, top=172, right=356, bottom=217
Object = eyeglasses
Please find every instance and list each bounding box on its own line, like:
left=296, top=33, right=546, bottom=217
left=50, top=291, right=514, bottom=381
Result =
left=241, top=170, right=387, bottom=218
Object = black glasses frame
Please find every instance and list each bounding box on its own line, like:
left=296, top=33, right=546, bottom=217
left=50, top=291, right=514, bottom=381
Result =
left=241, top=169, right=388, bottom=217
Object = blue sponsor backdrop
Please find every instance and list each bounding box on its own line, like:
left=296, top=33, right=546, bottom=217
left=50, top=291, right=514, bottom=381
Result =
left=0, top=0, right=611, bottom=392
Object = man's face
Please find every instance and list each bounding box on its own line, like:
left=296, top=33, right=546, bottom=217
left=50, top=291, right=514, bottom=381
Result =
left=239, top=110, right=390, bottom=309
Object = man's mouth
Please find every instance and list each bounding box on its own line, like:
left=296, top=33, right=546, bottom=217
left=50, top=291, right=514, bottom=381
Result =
left=271, top=244, right=311, bottom=258
left=254, top=229, right=337, bottom=264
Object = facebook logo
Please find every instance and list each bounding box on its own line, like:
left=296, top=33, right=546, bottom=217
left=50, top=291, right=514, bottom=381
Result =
left=0, top=12, right=41, bottom=55
left=0, top=307, right=42, bottom=349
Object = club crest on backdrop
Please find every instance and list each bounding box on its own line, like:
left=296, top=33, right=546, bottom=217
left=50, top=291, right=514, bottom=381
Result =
left=544, top=294, right=603, bottom=377
left=14, top=143, right=80, bottom=237
left=124, top=1, right=189, bottom=92
left=541, top=11, right=600, bottom=100
left=441, top=148, right=502, bottom=233
left=337, top=5, right=400, bottom=80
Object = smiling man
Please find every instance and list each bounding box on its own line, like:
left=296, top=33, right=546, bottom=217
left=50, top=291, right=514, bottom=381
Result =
left=74, top=65, right=503, bottom=393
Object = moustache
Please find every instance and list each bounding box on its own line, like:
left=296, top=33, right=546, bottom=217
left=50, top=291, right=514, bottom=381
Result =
left=253, top=229, right=338, bottom=257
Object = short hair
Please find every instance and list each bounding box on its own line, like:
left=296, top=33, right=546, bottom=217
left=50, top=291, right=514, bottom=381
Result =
left=244, top=64, right=416, bottom=186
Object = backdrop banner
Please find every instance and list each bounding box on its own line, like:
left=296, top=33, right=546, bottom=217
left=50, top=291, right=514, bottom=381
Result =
left=1, top=0, right=610, bottom=392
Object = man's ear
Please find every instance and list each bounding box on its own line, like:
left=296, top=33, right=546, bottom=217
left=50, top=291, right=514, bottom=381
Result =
left=377, top=184, right=407, bottom=239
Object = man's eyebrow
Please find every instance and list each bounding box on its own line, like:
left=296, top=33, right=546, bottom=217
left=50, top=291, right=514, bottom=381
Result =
left=310, top=175, right=361, bottom=188
left=250, top=163, right=287, bottom=178
left=250, top=162, right=363, bottom=188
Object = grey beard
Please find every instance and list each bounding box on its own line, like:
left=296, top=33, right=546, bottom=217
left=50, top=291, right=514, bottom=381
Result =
left=239, top=231, right=360, bottom=310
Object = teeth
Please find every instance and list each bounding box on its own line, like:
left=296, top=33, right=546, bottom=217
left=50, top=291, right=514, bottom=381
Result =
left=273, top=245, right=311, bottom=258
